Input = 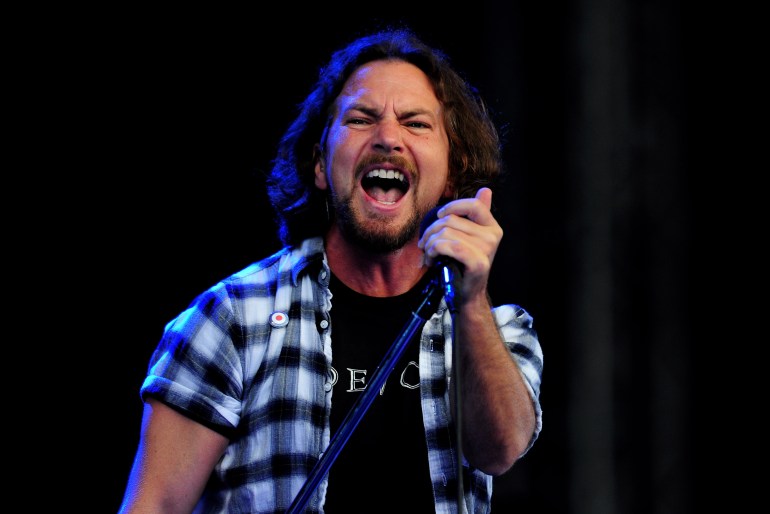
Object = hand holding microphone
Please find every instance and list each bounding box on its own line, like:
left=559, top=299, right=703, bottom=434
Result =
left=417, top=187, right=502, bottom=312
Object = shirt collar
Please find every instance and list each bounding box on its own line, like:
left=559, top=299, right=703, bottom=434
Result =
left=286, top=236, right=327, bottom=286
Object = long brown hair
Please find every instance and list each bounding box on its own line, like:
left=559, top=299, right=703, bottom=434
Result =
left=267, top=28, right=504, bottom=246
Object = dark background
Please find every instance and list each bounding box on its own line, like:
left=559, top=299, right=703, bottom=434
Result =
left=46, top=1, right=702, bottom=512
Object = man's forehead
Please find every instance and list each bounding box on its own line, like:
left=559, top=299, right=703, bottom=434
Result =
left=335, top=60, right=441, bottom=114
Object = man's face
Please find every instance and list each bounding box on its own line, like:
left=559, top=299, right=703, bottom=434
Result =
left=314, top=59, right=452, bottom=253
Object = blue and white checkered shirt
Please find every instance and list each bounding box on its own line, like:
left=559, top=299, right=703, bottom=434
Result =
left=140, top=236, right=543, bottom=514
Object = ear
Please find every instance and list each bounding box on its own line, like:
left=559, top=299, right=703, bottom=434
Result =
left=313, top=144, right=328, bottom=190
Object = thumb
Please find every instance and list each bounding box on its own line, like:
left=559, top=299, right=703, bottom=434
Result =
left=476, top=187, right=493, bottom=209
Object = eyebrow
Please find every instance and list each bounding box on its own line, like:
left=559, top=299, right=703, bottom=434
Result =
left=344, top=102, right=437, bottom=121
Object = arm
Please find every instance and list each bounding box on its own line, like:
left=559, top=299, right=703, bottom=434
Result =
left=453, top=295, right=537, bottom=475
left=119, top=398, right=230, bottom=514
left=418, top=187, right=537, bottom=475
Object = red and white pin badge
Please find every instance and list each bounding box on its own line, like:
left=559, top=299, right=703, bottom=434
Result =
left=270, top=312, right=289, bottom=328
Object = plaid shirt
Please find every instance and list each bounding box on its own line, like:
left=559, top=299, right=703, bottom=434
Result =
left=141, top=236, right=543, bottom=514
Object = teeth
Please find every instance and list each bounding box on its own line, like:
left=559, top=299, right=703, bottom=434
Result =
left=365, top=169, right=406, bottom=182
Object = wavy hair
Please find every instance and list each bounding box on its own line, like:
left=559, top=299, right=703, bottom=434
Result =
left=267, top=28, right=504, bottom=246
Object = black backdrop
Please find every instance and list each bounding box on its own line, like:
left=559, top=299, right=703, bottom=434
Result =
left=59, top=2, right=700, bottom=512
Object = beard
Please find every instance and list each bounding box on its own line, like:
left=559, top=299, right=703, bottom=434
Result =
left=332, top=192, right=426, bottom=254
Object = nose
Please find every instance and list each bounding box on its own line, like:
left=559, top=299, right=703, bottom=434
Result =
left=372, top=119, right=403, bottom=153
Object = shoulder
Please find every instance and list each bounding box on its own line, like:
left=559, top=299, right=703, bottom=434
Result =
left=491, top=303, right=535, bottom=329
left=205, top=237, right=326, bottom=295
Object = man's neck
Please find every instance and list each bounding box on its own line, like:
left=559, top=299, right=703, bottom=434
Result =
left=324, top=228, right=427, bottom=297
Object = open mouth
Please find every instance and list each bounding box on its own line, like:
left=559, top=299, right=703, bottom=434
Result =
left=361, top=169, right=410, bottom=205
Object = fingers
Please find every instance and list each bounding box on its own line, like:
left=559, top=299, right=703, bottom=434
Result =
left=419, top=188, right=497, bottom=247
left=418, top=187, right=503, bottom=272
left=438, top=187, right=492, bottom=225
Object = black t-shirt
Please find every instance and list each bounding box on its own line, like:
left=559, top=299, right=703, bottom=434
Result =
left=323, top=273, right=435, bottom=513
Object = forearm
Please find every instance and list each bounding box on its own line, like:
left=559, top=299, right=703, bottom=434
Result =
left=454, top=294, right=536, bottom=475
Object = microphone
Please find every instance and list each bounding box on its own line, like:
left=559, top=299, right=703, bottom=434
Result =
left=420, top=206, right=463, bottom=313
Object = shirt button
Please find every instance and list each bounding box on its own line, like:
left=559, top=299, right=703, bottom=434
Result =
left=319, top=319, right=329, bottom=329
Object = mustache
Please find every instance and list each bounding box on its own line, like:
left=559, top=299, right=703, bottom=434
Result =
left=355, top=154, right=417, bottom=177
